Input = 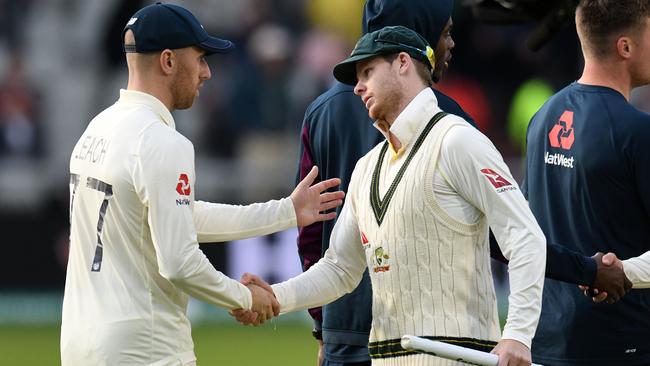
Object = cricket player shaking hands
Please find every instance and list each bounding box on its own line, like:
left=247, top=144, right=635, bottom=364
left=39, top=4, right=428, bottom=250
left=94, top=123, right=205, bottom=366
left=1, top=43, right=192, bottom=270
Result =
left=61, top=3, right=343, bottom=366
left=235, top=26, right=546, bottom=366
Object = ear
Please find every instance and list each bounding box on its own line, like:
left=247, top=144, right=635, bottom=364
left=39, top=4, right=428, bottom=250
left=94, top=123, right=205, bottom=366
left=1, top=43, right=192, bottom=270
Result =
left=397, top=52, right=411, bottom=75
left=616, top=36, right=632, bottom=60
left=159, top=49, right=175, bottom=75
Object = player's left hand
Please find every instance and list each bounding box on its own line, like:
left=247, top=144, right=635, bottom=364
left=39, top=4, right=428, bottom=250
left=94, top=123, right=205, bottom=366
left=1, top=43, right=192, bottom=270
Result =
left=491, top=339, right=531, bottom=366
left=229, top=308, right=258, bottom=325
left=291, top=166, right=345, bottom=227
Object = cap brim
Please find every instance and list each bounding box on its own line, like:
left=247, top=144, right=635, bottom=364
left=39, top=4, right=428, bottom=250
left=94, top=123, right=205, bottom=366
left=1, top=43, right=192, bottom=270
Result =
left=333, top=53, right=377, bottom=85
left=200, top=36, right=235, bottom=55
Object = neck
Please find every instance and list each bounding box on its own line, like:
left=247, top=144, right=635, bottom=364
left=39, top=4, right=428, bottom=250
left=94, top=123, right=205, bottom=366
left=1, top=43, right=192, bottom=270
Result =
left=385, top=84, right=428, bottom=126
left=127, top=75, right=174, bottom=111
left=578, top=57, right=631, bottom=100
left=382, top=85, right=428, bottom=152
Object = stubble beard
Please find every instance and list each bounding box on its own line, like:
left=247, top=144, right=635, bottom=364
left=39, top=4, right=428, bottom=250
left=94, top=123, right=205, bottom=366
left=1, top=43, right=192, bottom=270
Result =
left=369, top=73, right=402, bottom=123
left=171, top=66, right=197, bottom=110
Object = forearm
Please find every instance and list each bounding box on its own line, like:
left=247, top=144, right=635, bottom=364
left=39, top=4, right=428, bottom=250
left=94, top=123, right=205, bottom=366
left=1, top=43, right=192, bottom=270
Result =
left=273, top=201, right=366, bottom=313
left=161, top=249, right=252, bottom=310
left=544, top=241, right=597, bottom=285
left=500, top=225, right=546, bottom=348
left=272, top=253, right=364, bottom=313
left=193, top=198, right=296, bottom=242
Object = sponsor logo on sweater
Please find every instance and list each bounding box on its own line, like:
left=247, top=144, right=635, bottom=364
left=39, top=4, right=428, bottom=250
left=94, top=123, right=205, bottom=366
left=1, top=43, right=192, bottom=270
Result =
left=176, top=174, right=191, bottom=196
left=544, top=152, right=574, bottom=168
left=361, top=231, right=370, bottom=249
left=176, top=173, right=191, bottom=206
left=548, top=110, right=575, bottom=150
left=480, top=168, right=517, bottom=193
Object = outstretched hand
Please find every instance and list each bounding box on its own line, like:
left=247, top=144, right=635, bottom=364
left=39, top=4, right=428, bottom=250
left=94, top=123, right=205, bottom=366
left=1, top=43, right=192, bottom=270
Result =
left=291, top=166, right=345, bottom=227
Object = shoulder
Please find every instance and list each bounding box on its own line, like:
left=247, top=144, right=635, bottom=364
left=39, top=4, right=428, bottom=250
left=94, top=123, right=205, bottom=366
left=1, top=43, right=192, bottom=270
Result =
left=137, top=121, right=194, bottom=161
left=440, top=118, right=497, bottom=160
left=304, top=82, right=364, bottom=124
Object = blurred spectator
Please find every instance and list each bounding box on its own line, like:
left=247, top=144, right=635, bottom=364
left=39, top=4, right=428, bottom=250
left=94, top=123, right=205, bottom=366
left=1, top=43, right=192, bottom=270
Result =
left=0, top=52, right=41, bottom=157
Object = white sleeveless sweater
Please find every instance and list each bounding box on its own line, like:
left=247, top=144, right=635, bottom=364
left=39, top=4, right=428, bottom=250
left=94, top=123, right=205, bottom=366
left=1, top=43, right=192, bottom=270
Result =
left=350, top=114, right=500, bottom=365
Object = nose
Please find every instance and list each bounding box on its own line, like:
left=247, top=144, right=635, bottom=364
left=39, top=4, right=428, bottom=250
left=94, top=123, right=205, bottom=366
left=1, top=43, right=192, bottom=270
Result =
left=202, top=63, right=211, bottom=80
left=449, top=36, right=455, bottom=50
left=354, top=80, right=365, bottom=96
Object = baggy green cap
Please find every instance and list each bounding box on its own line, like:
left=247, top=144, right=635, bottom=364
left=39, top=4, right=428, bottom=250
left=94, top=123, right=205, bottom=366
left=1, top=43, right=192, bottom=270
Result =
left=333, top=25, right=435, bottom=85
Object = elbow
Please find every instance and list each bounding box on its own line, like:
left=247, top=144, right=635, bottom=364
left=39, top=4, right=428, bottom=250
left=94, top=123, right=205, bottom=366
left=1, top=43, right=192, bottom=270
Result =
left=158, top=260, right=189, bottom=285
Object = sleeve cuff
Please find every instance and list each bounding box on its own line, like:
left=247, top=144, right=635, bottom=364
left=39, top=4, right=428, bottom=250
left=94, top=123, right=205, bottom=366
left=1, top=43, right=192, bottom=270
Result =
left=501, top=328, right=532, bottom=349
left=281, top=197, right=298, bottom=227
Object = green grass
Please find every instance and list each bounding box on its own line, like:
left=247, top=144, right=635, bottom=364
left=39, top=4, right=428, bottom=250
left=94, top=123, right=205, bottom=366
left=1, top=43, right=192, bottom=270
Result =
left=0, top=322, right=316, bottom=365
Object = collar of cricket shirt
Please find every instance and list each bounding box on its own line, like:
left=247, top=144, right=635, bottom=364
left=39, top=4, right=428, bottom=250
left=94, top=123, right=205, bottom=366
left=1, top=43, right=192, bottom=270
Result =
left=118, top=89, right=176, bottom=130
left=373, top=87, right=439, bottom=156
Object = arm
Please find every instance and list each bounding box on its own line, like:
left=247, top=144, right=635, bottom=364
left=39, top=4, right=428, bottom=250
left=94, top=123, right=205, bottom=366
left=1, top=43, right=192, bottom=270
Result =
left=272, top=179, right=367, bottom=313
left=193, top=199, right=295, bottom=243
left=440, top=123, right=545, bottom=349
left=133, top=127, right=252, bottom=310
left=194, top=166, right=343, bottom=243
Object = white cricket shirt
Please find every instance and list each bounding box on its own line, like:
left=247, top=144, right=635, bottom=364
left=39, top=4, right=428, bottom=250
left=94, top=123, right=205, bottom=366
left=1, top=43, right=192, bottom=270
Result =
left=62, top=89, right=296, bottom=365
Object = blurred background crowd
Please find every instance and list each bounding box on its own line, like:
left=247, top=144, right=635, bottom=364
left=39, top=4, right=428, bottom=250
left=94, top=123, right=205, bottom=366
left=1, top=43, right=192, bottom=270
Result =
left=0, top=0, right=649, bottom=325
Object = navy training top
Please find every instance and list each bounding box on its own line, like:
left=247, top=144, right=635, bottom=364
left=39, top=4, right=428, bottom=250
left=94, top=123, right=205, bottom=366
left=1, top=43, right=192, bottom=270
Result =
left=524, top=83, right=650, bottom=366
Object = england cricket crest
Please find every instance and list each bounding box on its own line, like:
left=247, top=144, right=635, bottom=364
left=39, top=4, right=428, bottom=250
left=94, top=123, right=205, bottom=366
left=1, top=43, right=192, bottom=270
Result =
left=372, top=246, right=390, bottom=273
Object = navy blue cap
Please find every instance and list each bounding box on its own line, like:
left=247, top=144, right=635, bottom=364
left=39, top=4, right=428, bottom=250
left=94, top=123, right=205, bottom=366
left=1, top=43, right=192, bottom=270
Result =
left=363, top=0, right=453, bottom=47
left=122, top=2, right=233, bottom=55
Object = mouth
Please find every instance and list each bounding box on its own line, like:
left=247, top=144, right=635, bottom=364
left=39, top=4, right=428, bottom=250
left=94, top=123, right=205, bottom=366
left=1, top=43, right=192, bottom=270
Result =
left=444, top=55, right=452, bottom=69
left=362, top=96, right=372, bottom=109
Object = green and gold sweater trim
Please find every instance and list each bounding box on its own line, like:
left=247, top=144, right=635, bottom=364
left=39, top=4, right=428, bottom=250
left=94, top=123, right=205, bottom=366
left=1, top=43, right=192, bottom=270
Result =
left=368, top=336, right=497, bottom=359
left=370, top=112, right=447, bottom=226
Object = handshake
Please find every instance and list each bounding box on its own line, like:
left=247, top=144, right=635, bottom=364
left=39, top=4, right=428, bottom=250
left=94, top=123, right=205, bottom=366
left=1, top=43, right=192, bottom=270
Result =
left=229, top=273, right=279, bottom=326
left=581, top=252, right=632, bottom=304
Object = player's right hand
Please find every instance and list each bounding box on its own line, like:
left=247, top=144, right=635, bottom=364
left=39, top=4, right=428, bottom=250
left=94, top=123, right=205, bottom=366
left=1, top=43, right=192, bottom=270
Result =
left=491, top=339, right=531, bottom=366
left=246, top=283, right=279, bottom=326
left=587, top=252, right=632, bottom=304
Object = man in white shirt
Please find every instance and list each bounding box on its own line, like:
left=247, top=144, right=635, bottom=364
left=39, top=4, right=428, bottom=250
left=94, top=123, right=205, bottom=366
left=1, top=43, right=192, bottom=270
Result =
left=235, top=26, right=546, bottom=366
left=61, top=3, right=344, bottom=366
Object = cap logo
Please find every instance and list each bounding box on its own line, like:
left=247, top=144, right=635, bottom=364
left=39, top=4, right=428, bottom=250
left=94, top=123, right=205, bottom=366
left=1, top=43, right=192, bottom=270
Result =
left=425, top=46, right=436, bottom=70
left=127, top=17, right=138, bottom=26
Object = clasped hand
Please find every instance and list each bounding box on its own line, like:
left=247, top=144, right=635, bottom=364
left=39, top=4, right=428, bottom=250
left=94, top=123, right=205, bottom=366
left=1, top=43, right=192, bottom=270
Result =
left=579, top=252, right=632, bottom=304
left=229, top=273, right=278, bottom=326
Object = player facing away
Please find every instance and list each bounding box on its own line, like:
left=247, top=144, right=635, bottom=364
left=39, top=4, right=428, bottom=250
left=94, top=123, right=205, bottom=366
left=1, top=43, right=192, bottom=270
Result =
left=61, top=3, right=344, bottom=365
left=237, top=26, right=546, bottom=366
left=525, top=0, right=650, bottom=365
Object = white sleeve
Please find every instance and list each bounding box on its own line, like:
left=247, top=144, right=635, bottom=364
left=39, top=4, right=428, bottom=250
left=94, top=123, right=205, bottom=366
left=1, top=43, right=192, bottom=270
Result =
left=271, top=170, right=367, bottom=313
left=193, top=199, right=296, bottom=243
left=133, top=126, right=252, bottom=310
left=623, top=252, right=650, bottom=288
left=439, top=123, right=546, bottom=349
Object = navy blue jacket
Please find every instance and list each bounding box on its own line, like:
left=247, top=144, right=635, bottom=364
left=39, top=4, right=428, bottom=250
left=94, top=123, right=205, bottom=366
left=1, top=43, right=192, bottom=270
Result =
left=295, top=81, right=475, bottom=362
left=524, top=83, right=650, bottom=366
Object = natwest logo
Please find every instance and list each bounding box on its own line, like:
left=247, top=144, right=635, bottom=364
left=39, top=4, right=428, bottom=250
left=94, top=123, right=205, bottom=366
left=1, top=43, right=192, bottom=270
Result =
left=548, top=110, right=575, bottom=150
left=176, top=173, right=191, bottom=196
